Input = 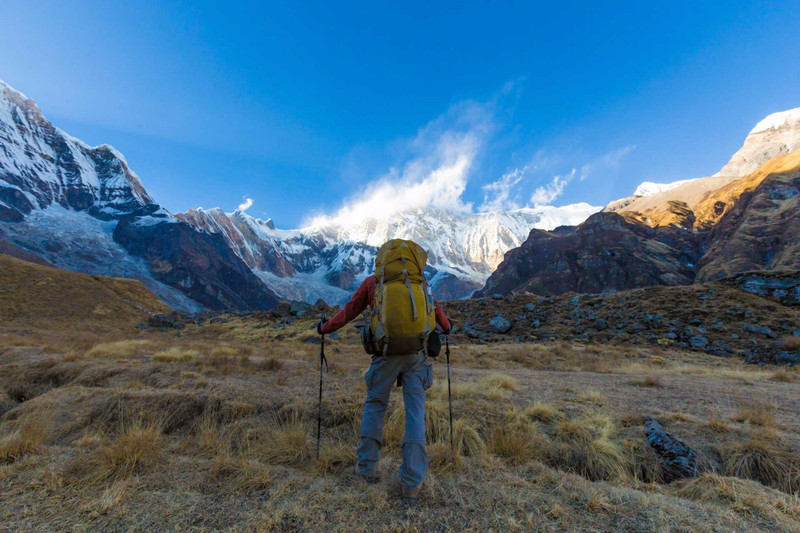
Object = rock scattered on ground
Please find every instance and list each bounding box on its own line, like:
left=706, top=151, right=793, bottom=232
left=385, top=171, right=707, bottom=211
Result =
left=644, top=417, right=698, bottom=481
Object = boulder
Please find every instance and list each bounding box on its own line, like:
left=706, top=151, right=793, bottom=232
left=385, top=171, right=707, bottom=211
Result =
left=290, top=300, right=312, bottom=316
left=489, top=316, right=512, bottom=334
left=689, top=336, right=708, bottom=349
left=148, top=314, right=185, bottom=329
left=775, top=351, right=800, bottom=365
left=594, top=317, right=608, bottom=331
left=742, top=323, right=776, bottom=338
left=644, top=417, right=698, bottom=481
left=271, top=301, right=292, bottom=318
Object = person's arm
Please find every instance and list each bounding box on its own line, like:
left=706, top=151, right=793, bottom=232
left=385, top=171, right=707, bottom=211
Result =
left=434, top=300, right=451, bottom=333
left=319, top=278, right=372, bottom=334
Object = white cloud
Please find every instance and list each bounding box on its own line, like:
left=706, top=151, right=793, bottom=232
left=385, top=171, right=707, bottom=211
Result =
left=480, top=167, right=525, bottom=212
left=307, top=100, right=492, bottom=228
left=528, top=145, right=636, bottom=205
left=530, top=169, right=576, bottom=206
left=237, top=197, right=254, bottom=211
left=580, top=145, right=635, bottom=181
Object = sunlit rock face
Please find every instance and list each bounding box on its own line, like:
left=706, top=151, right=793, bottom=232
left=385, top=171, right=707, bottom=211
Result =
left=481, top=114, right=800, bottom=299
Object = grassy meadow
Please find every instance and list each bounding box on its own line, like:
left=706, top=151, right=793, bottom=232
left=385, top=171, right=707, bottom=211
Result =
left=2, top=307, right=800, bottom=532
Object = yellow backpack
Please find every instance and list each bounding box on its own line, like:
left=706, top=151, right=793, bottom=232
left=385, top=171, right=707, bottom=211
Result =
left=369, top=239, right=436, bottom=355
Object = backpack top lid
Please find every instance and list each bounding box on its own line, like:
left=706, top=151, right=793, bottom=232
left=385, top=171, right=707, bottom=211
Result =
left=374, top=239, right=428, bottom=279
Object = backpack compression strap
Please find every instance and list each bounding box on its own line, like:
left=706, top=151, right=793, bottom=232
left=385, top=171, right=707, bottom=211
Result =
left=402, top=268, right=418, bottom=321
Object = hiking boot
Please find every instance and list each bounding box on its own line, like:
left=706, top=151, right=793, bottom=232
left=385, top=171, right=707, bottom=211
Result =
left=401, top=483, right=421, bottom=505
left=353, top=465, right=378, bottom=484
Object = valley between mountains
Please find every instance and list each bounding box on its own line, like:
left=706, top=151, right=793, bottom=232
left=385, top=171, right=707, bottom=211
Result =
left=4, top=76, right=798, bottom=313
left=2, top=78, right=800, bottom=532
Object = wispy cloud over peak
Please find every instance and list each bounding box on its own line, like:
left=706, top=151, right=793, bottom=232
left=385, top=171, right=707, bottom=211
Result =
left=237, top=197, right=254, bottom=212
left=480, top=167, right=526, bottom=212
left=306, top=99, right=493, bottom=228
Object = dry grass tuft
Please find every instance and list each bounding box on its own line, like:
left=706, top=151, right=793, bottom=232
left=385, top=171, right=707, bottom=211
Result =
left=630, top=376, right=662, bottom=388
left=552, top=414, right=628, bottom=481
left=732, top=403, right=776, bottom=428
left=719, top=435, right=800, bottom=494
left=153, top=347, right=200, bottom=363
left=0, top=416, right=49, bottom=463
left=771, top=368, right=799, bottom=383
left=79, top=419, right=163, bottom=482
left=704, top=417, right=731, bottom=433
left=87, top=340, right=151, bottom=359
left=674, top=473, right=800, bottom=529
left=576, top=388, right=605, bottom=405
left=488, top=408, right=552, bottom=464
left=253, top=357, right=284, bottom=371
left=248, top=415, right=312, bottom=465
left=209, top=456, right=274, bottom=492
left=525, top=401, right=565, bottom=423
left=480, top=373, right=519, bottom=399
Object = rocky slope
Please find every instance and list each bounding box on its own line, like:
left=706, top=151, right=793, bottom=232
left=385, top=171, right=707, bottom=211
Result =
left=481, top=109, right=800, bottom=298
left=177, top=203, right=600, bottom=303
left=452, top=279, right=800, bottom=365
left=0, top=80, right=279, bottom=311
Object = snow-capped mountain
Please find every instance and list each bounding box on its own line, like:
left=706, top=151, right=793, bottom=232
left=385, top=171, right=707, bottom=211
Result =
left=0, top=81, right=153, bottom=221
left=720, top=107, right=800, bottom=177
left=0, top=79, right=600, bottom=307
left=606, top=106, right=800, bottom=225
left=177, top=203, right=600, bottom=303
left=0, top=80, right=279, bottom=311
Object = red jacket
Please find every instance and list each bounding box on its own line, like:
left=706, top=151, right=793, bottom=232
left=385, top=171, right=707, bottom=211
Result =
left=320, top=275, right=451, bottom=335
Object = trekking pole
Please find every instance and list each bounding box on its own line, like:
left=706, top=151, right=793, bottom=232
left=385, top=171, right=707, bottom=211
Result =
left=446, top=333, right=454, bottom=451
left=316, top=313, right=328, bottom=460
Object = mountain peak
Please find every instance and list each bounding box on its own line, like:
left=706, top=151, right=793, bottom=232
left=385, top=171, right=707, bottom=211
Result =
left=749, top=107, right=800, bottom=135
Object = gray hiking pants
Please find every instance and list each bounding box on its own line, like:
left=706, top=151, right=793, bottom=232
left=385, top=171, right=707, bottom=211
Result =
left=357, top=352, right=433, bottom=488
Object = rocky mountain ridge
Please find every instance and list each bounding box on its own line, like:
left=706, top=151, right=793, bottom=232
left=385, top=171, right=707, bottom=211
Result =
left=177, top=203, right=600, bottom=302
left=0, top=80, right=279, bottom=311
left=480, top=108, right=800, bottom=298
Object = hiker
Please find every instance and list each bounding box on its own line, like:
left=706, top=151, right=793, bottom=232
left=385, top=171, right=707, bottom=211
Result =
left=317, top=239, right=451, bottom=504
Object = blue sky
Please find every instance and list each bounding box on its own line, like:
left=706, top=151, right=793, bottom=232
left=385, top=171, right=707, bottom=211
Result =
left=1, top=1, right=799, bottom=227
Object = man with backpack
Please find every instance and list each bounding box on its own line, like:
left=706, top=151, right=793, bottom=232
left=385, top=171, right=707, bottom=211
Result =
left=317, top=239, right=451, bottom=504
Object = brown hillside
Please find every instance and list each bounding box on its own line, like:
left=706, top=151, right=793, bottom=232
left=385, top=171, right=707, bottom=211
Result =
left=0, top=254, right=169, bottom=338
